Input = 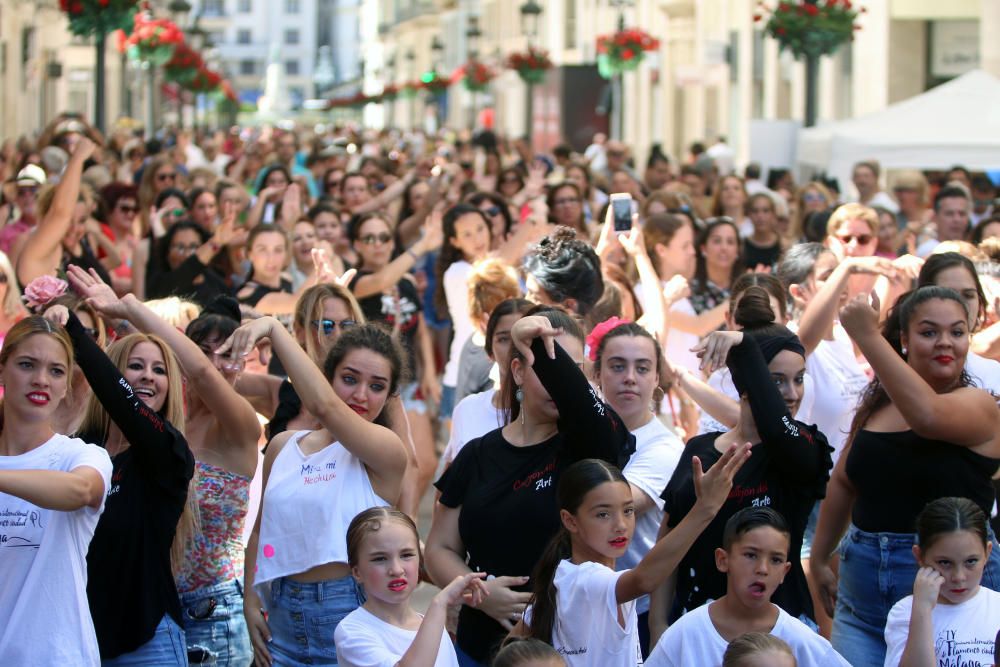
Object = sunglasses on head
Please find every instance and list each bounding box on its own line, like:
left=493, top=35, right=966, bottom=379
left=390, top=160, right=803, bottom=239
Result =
left=359, top=233, right=392, bottom=246
left=312, top=318, right=357, bottom=336
left=837, top=233, right=873, bottom=245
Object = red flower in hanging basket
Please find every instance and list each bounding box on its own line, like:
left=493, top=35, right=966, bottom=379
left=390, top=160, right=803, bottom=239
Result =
left=595, top=27, right=659, bottom=77
left=762, top=0, right=862, bottom=60
left=506, top=46, right=553, bottom=85
left=60, top=0, right=139, bottom=38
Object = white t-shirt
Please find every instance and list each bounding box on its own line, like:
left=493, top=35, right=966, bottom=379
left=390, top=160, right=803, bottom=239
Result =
left=859, top=190, right=900, bottom=215
left=619, top=416, right=684, bottom=615
left=0, top=434, right=112, bottom=666
left=647, top=603, right=849, bottom=667
left=696, top=367, right=814, bottom=436
left=883, top=587, right=1000, bottom=667
left=966, top=351, right=1000, bottom=395
left=441, top=389, right=503, bottom=464
left=443, top=260, right=475, bottom=387
left=551, top=560, right=642, bottom=666
left=335, top=606, right=458, bottom=667
left=665, top=298, right=701, bottom=375
left=804, top=325, right=869, bottom=463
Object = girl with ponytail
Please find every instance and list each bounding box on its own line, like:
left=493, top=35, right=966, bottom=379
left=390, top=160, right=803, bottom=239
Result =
left=650, top=287, right=833, bottom=645
left=518, top=450, right=748, bottom=666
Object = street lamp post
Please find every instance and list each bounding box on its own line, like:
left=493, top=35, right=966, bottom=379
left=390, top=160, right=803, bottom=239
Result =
left=431, top=36, right=445, bottom=130
left=405, top=48, right=416, bottom=129
left=520, top=0, right=543, bottom=146
left=384, top=53, right=395, bottom=128
left=168, top=1, right=193, bottom=129
left=466, top=16, right=482, bottom=131
left=608, top=0, right=632, bottom=141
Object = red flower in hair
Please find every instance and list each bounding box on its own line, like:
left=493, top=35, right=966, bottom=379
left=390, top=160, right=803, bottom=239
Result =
left=586, top=317, right=632, bottom=361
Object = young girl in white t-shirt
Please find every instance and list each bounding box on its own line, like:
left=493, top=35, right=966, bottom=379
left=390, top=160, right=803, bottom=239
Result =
left=335, top=506, right=489, bottom=667
left=884, top=496, right=1000, bottom=667
left=515, top=446, right=750, bottom=667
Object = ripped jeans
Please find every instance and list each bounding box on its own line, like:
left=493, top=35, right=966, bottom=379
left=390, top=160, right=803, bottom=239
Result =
left=179, top=578, right=253, bottom=666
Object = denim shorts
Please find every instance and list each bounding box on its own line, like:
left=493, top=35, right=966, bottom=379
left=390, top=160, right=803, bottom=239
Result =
left=439, top=384, right=456, bottom=419
left=180, top=578, right=252, bottom=666
left=267, top=575, right=363, bottom=666
left=102, top=614, right=188, bottom=666
left=831, top=523, right=1000, bottom=667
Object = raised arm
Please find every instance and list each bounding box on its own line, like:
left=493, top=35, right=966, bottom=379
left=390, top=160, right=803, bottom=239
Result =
left=18, top=139, right=96, bottom=285
left=350, top=213, right=443, bottom=299
left=352, top=171, right=416, bottom=216
left=796, top=256, right=894, bottom=355
left=616, top=443, right=751, bottom=603
left=217, top=317, right=407, bottom=499
left=840, top=292, right=1000, bottom=455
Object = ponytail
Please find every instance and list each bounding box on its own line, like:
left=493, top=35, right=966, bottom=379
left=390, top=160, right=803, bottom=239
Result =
left=525, top=529, right=572, bottom=644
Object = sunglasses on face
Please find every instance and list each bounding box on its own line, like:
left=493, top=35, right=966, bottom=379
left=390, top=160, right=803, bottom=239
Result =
left=837, top=233, right=873, bottom=245
left=156, top=172, right=177, bottom=182
left=326, top=180, right=340, bottom=190
left=803, top=193, right=826, bottom=203
left=312, top=318, right=357, bottom=336
left=501, top=177, right=520, bottom=185
left=553, top=197, right=580, bottom=207
left=117, top=204, right=138, bottom=214
left=483, top=205, right=502, bottom=217
left=359, top=233, right=392, bottom=246
left=17, top=187, right=39, bottom=197
left=170, top=242, right=201, bottom=253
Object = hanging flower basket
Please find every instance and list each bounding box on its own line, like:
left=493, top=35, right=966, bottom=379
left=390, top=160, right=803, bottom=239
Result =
left=757, top=0, right=863, bottom=60
left=124, top=13, right=184, bottom=65
left=456, top=61, right=495, bottom=92
left=164, top=43, right=203, bottom=85
left=184, top=66, right=222, bottom=94
left=420, top=71, right=452, bottom=93
left=60, top=0, right=138, bottom=38
left=506, top=46, right=552, bottom=85
left=596, top=27, right=660, bottom=79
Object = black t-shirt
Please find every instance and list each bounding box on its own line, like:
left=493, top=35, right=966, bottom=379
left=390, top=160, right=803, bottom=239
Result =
left=349, top=271, right=421, bottom=376
left=742, top=237, right=782, bottom=271
left=434, top=337, right=634, bottom=661
left=148, top=253, right=228, bottom=308
left=233, top=277, right=294, bottom=307
left=847, top=429, right=999, bottom=533
left=68, top=313, right=195, bottom=658
left=660, top=340, right=831, bottom=622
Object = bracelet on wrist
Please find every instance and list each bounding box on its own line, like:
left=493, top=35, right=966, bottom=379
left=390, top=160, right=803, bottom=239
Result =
left=406, top=247, right=420, bottom=262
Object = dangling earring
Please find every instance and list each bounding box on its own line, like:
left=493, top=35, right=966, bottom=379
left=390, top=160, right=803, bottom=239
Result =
left=901, top=346, right=908, bottom=355
left=515, top=386, right=525, bottom=425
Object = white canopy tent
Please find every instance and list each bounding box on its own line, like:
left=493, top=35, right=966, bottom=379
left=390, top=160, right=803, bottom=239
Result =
left=796, top=69, right=1000, bottom=191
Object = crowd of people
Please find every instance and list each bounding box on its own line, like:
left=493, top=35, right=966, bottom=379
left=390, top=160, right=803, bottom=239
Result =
left=0, top=113, right=999, bottom=667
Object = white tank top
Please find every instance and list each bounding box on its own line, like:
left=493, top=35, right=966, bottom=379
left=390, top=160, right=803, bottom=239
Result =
left=254, top=430, right=389, bottom=607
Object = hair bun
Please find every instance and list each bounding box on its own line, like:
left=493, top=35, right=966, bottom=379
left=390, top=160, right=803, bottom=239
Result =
left=733, top=286, right=776, bottom=329
left=202, top=295, right=241, bottom=323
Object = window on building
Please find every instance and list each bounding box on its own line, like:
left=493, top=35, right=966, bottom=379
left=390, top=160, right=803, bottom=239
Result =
left=238, top=0, right=252, bottom=11
left=285, top=60, right=300, bottom=75
left=284, top=29, right=300, bottom=45
left=285, top=0, right=300, bottom=13
left=237, top=29, right=252, bottom=45
left=564, top=0, right=577, bottom=50
left=239, top=59, right=255, bottom=75
left=203, top=0, right=225, bottom=16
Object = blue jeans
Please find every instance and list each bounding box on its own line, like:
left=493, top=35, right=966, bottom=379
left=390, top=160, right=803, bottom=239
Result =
left=102, top=614, right=188, bottom=666
left=180, top=578, right=252, bottom=666
left=266, top=575, right=363, bottom=666
left=439, top=384, right=456, bottom=419
left=831, top=523, right=1000, bottom=667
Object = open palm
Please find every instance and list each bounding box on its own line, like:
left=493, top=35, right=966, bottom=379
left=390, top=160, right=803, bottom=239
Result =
left=66, top=265, right=128, bottom=319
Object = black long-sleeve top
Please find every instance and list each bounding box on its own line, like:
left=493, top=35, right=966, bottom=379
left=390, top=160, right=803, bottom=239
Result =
left=660, top=338, right=832, bottom=621
left=435, top=337, right=635, bottom=661
left=147, top=253, right=229, bottom=308
left=68, top=312, right=195, bottom=658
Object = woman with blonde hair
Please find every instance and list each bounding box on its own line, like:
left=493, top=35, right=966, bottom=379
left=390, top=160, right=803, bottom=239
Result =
left=40, top=278, right=195, bottom=663
left=0, top=316, right=112, bottom=666
left=891, top=169, right=931, bottom=228
left=710, top=174, right=751, bottom=236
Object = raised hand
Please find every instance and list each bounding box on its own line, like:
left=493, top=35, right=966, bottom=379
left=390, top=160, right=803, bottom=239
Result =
left=692, top=442, right=752, bottom=516
left=72, top=137, right=98, bottom=163
left=691, top=330, right=744, bottom=373
left=41, top=304, right=70, bottom=327
left=510, top=315, right=563, bottom=367
left=617, top=221, right=645, bottom=258
left=911, top=566, right=944, bottom=611
left=215, top=317, right=278, bottom=363
left=663, top=274, right=691, bottom=306
left=438, top=571, right=490, bottom=609
left=839, top=291, right=881, bottom=340
left=66, top=265, right=128, bottom=320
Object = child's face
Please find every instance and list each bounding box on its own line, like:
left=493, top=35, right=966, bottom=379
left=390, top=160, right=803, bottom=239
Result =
left=561, top=481, right=635, bottom=562
left=351, top=521, right=420, bottom=605
left=915, top=530, right=991, bottom=605
left=715, top=526, right=792, bottom=609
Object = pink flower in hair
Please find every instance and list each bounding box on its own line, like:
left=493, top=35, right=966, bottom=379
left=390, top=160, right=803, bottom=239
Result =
left=586, top=316, right=631, bottom=361
left=23, top=275, right=69, bottom=311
